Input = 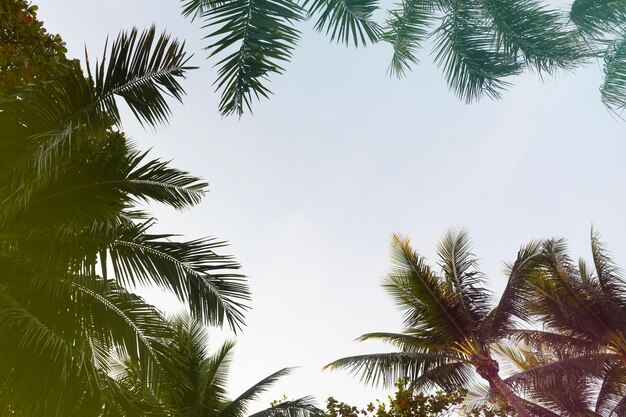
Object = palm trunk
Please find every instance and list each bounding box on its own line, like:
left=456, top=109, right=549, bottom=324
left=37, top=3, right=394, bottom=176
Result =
left=487, top=374, right=532, bottom=417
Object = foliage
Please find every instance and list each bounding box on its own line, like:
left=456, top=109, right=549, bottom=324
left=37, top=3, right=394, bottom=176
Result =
left=181, top=0, right=594, bottom=116
left=326, top=380, right=464, bottom=417
left=325, top=230, right=545, bottom=417
left=0, top=8, right=250, bottom=414
left=114, top=314, right=324, bottom=417
left=323, top=380, right=517, bottom=417
left=0, top=0, right=70, bottom=96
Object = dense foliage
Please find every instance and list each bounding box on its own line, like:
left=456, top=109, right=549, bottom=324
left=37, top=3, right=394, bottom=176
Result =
left=0, top=0, right=70, bottom=95
left=180, top=0, right=626, bottom=116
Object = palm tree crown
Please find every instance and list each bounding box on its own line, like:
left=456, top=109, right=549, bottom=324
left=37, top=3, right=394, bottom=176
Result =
left=326, top=230, right=544, bottom=417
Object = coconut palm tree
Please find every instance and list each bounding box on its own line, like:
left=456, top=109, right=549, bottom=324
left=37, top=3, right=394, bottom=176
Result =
left=325, top=230, right=544, bottom=417
left=114, top=314, right=323, bottom=417
left=475, top=341, right=626, bottom=416
left=0, top=26, right=250, bottom=415
left=504, top=232, right=626, bottom=416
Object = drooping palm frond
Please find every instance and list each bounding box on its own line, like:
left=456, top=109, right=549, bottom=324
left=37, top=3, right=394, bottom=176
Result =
left=196, top=0, right=304, bottom=116
left=108, top=222, right=250, bottom=330
left=601, top=33, right=626, bottom=114
left=433, top=1, right=522, bottom=103
left=381, top=0, right=435, bottom=77
left=571, top=0, right=626, bottom=37
left=482, top=0, right=586, bottom=74
left=305, top=0, right=382, bottom=47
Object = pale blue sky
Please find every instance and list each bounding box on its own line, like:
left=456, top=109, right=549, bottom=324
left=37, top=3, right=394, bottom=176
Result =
left=39, top=0, right=626, bottom=410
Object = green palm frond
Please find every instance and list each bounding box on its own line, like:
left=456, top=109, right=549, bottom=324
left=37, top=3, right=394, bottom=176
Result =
left=437, top=229, right=492, bottom=324
left=571, top=0, right=626, bottom=36
left=219, top=368, right=297, bottom=417
left=182, top=0, right=225, bottom=19
left=197, top=0, right=303, bottom=116
left=482, top=0, right=586, bottom=73
left=324, top=351, right=461, bottom=388
left=305, top=0, right=382, bottom=47
left=433, top=2, right=522, bottom=103
left=480, top=240, right=543, bottom=340
left=386, top=233, right=472, bottom=345
left=248, top=397, right=323, bottom=417
left=107, top=221, right=250, bottom=331
left=381, top=0, right=434, bottom=77
left=89, top=26, right=194, bottom=127
left=590, top=228, right=626, bottom=298
left=357, top=331, right=449, bottom=351
left=2, top=26, right=192, bottom=135
left=600, top=31, right=626, bottom=113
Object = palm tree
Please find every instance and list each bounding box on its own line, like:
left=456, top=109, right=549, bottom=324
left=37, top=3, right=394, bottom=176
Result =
left=325, top=230, right=544, bottom=417
left=475, top=341, right=626, bottom=416
left=180, top=0, right=588, bottom=116
left=114, top=314, right=323, bottom=417
left=504, top=231, right=626, bottom=416
left=0, top=26, right=250, bottom=415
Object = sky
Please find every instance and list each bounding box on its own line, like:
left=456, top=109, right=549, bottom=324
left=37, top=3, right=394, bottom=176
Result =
left=38, top=0, right=626, bottom=411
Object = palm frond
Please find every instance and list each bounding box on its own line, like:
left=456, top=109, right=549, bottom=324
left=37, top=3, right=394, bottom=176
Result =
left=108, top=222, right=250, bottom=331
left=432, top=1, right=522, bottom=102
left=324, top=351, right=461, bottom=388
left=508, top=329, right=602, bottom=357
left=480, top=240, right=543, bottom=340
left=90, top=26, right=194, bottom=127
left=571, top=0, right=626, bottom=36
left=482, top=0, right=586, bottom=73
left=595, top=362, right=626, bottom=416
left=357, top=331, right=449, bottom=351
left=381, top=0, right=434, bottom=77
left=437, top=228, right=491, bottom=324
left=248, top=397, right=323, bottom=417
left=198, top=0, right=303, bottom=116
left=590, top=228, right=626, bottom=298
left=386, top=233, right=471, bottom=345
left=601, top=32, right=626, bottom=114
left=305, top=0, right=382, bottom=47
left=219, top=368, right=294, bottom=417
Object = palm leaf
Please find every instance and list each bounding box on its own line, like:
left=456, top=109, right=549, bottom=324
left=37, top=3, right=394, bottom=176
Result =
left=571, top=0, right=626, bottom=36
left=601, top=32, right=626, bottom=113
left=432, top=1, right=522, bottom=103
left=324, top=351, right=460, bottom=387
left=219, top=368, right=295, bottom=417
left=480, top=240, right=543, bottom=340
left=381, top=0, right=434, bottom=77
left=305, top=0, right=382, bottom=47
left=482, top=0, right=586, bottom=73
left=386, top=233, right=472, bottom=345
left=196, top=0, right=304, bottom=116
left=437, top=229, right=491, bottom=325
left=248, top=397, right=323, bottom=417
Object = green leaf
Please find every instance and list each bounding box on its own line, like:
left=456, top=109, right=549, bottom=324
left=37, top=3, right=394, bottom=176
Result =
left=432, top=3, right=522, bottom=103
left=305, top=0, right=382, bottom=47
left=198, top=0, right=304, bottom=116
left=381, top=0, right=434, bottom=77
